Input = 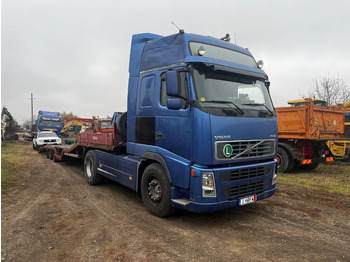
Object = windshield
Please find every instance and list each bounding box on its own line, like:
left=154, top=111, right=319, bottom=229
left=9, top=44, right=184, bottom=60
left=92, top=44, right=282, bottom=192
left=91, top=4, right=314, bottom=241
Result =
left=192, top=67, right=274, bottom=117
left=100, top=121, right=113, bottom=128
left=39, top=120, right=62, bottom=128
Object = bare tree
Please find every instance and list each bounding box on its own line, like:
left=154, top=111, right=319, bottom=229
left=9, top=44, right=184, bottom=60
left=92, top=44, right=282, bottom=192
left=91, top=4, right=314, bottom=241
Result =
left=306, top=73, right=350, bottom=105
left=60, top=111, right=78, bottom=120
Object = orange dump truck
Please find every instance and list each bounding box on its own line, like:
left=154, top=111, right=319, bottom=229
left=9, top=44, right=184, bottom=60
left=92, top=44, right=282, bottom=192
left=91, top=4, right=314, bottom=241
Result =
left=276, top=98, right=344, bottom=172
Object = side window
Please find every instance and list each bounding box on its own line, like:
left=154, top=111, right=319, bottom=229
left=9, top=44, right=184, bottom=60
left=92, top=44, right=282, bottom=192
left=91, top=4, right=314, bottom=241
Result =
left=160, top=72, right=189, bottom=109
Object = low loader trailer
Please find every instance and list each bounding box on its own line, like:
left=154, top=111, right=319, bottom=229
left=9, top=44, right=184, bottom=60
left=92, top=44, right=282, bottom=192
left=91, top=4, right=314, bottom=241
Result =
left=44, top=123, right=125, bottom=162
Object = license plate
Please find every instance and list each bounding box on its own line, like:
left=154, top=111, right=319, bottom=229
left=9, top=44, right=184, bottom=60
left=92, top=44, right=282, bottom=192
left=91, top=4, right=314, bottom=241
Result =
left=239, top=195, right=257, bottom=206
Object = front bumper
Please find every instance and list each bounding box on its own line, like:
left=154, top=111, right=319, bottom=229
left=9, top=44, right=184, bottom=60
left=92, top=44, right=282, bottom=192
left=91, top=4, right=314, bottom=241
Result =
left=171, top=159, right=277, bottom=213
left=171, top=187, right=276, bottom=213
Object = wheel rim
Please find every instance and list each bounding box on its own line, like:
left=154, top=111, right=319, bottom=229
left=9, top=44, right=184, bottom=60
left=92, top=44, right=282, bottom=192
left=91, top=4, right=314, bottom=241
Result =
left=148, top=178, right=162, bottom=202
left=86, top=158, right=93, bottom=177
left=276, top=155, right=281, bottom=166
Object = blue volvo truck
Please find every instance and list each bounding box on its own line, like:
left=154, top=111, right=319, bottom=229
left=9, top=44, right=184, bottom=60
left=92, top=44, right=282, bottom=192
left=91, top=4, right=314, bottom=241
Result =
left=84, top=32, right=278, bottom=217
left=36, top=110, right=63, bottom=136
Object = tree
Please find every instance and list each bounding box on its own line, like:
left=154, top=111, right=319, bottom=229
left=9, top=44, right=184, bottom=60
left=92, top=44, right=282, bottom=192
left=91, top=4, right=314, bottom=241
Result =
left=306, top=73, right=350, bottom=105
left=60, top=111, right=78, bottom=120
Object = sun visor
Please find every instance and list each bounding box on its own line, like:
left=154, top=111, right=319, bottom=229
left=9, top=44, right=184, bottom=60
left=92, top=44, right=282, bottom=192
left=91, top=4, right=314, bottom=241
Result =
left=202, top=63, right=268, bottom=80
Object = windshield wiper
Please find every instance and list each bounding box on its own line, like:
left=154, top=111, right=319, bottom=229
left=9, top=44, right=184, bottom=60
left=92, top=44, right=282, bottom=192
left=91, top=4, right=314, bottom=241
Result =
left=203, top=100, right=244, bottom=115
left=242, top=103, right=274, bottom=116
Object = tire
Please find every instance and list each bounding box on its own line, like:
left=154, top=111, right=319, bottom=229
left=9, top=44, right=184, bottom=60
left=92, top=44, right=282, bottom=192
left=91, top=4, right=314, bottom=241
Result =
left=276, top=147, right=292, bottom=173
left=33, top=143, right=36, bottom=150
left=36, top=145, right=41, bottom=152
left=117, top=112, right=127, bottom=140
left=301, top=162, right=319, bottom=171
left=141, top=163, right=175, bottom=217
left=49, top=150, right=54, bottom=160
left=52, top=153, right=59, bottom=162
left=46, top=150, right=50, bottom=159
left=84, top=150, right=103, bottom=185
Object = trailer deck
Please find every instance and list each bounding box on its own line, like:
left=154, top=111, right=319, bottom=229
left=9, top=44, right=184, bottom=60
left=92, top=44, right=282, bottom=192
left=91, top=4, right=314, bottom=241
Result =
left=43, top=125, right=125, bottom=161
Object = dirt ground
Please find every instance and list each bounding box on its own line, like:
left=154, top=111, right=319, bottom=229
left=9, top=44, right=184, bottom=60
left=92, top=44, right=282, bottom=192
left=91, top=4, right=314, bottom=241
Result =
left=1, top=141, right=350, bottom=262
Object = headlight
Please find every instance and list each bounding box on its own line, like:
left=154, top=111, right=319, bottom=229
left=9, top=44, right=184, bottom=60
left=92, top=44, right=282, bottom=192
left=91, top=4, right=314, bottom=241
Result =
left=202, top=172, right=216, bottom=197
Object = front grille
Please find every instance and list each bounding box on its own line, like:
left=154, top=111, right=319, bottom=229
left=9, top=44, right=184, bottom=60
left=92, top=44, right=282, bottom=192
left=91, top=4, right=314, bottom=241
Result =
left=222, top=180, right=268, bottom=200
left=44, top=139, right=57, bottom=142
left=220, top=166, right=271, bottom=182
left=216, top=139, right=275, bottom=160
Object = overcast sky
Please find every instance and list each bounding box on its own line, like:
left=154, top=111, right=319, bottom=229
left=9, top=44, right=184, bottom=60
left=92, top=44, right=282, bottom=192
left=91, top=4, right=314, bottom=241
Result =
left=2, top=0, right=350, bottom=124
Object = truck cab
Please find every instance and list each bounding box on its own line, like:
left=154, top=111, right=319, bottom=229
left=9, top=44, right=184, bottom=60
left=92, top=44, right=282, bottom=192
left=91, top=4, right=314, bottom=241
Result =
left=90, top=32, right=278, bottom=216
left=36, top=111, right=63, bottom=136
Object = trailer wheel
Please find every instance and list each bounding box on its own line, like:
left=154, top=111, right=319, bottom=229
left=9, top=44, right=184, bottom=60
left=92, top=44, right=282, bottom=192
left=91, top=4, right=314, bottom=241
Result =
left=52, top=153, right=59, bottom=162
left=84, top=150, right=103, bottom=185
left=141, top=163, right=175, bottom=217
left=49, top=150, right=54, bottom=160
left=276, top=147, right=292, bottom=173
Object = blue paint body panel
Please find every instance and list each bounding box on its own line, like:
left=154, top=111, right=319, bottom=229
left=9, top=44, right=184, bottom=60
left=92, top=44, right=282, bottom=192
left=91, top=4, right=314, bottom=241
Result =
left=95, top=150, right=140, bottom=191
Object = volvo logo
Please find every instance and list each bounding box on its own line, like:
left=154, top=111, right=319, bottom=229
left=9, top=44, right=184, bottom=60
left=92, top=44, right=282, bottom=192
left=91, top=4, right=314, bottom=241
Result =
left=245, top=145, right=254, bottom=153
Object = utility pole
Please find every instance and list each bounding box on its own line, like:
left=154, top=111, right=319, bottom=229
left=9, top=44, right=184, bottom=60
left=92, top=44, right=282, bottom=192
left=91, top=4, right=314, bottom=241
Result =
left=30, top=93, right=34, bottom=125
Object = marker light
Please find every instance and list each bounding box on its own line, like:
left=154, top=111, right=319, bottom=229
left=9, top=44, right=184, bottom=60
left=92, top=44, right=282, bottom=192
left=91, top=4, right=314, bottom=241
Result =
left=198, top=46, right=206, bottom=56
left=302, top=159, right=312, bottom=165
left=257, top=60, right=264, bottom=69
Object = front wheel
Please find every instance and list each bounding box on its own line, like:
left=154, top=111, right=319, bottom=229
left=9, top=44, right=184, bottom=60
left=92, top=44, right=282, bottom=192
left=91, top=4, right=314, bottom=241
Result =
left=141, top=163, right=175, bottom=217
left=84, top=150, right=103, bottom=185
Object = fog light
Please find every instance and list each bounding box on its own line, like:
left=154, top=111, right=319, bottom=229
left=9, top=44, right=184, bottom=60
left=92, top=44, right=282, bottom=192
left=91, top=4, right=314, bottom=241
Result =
left=272, top=171, right=277, bottom=185
left=202, top=172, right=216, bottom=197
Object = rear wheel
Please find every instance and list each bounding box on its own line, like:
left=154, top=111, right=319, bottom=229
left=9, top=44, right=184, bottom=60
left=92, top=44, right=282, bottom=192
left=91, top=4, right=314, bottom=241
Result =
left=276, top=147, right=292, bottom=173
left=84, top=150, right=103, bottom=185
left=141, top=163, right=175, bottom=217
left=301, top=162, right=319, bottom=171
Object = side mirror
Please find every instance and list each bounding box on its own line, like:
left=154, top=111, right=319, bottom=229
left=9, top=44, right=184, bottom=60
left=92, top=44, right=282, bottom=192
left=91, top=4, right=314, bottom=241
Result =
left=166, top=70, right=179, bottom=96
left=167, top=98, right=182, bottom=110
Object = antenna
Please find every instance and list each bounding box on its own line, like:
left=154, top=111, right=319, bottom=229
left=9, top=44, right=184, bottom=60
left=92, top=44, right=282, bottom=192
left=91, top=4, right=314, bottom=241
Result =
left=171, top=21, right=184, bottom=34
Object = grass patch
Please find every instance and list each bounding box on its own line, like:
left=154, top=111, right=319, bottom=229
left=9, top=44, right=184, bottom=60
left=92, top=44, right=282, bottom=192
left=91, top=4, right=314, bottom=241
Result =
left=1, top=141, right=31, bottom=189
left=278, top=163, right=350, bottom=196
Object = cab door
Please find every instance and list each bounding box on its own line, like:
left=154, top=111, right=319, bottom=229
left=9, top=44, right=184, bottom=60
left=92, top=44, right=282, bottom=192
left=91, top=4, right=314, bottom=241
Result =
left=155, top=71, right=193, bottom=161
